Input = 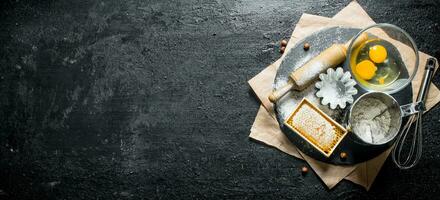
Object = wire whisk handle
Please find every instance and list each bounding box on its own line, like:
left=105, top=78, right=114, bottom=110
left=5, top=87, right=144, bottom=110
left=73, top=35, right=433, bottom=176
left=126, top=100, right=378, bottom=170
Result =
left=392, top=58, right=436, bottom=169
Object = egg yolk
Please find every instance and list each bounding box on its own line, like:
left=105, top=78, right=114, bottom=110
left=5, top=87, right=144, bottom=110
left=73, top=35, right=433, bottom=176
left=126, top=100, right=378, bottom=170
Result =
left=355, top=60, right=377, bottom=80
left=369, top=45, right=387, bottom=63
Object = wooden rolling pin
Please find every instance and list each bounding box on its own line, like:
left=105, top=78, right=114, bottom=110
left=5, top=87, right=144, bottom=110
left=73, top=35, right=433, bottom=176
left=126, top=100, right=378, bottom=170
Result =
left=268, top=32, right=369, bottom=103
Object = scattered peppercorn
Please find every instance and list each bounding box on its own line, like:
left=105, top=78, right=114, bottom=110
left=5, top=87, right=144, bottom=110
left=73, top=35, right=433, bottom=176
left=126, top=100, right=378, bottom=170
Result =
left=301, top=166, right=308, bottom=174
left=340, top=152, right=348, bottom=159
left=280, top=46, right=286, bottom=54
left=303, top=42, right=310, bottom=51
left=281, top=39, right=288, bottom=47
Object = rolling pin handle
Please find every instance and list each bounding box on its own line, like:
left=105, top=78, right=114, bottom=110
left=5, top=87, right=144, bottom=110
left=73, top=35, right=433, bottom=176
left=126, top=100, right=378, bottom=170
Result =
left=344, top=32, right=369, bottom=50
left=268, top=82, right=294, bottom=103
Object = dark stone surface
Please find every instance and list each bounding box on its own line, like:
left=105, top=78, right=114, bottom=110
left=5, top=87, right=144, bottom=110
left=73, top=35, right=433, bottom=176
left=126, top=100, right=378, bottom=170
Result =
left=0, top=0, right=439, bottom=199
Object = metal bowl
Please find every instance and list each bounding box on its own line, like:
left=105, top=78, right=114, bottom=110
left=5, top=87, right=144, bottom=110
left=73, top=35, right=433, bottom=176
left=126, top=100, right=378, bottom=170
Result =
left=348, top=92, right=402, bottom=145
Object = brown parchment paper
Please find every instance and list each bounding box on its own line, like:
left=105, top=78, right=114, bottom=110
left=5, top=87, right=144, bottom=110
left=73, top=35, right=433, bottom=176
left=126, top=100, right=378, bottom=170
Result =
left=248, top=1, right=440, bottom=190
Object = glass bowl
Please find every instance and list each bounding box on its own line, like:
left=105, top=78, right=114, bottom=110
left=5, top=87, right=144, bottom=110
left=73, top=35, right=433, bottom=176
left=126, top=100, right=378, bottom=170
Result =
left=346, top=23, right=419, bottom=94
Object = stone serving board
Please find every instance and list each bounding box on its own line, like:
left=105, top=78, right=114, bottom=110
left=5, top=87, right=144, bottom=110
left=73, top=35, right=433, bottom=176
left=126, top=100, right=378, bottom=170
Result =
left=274, top=26, right=412, bottom=165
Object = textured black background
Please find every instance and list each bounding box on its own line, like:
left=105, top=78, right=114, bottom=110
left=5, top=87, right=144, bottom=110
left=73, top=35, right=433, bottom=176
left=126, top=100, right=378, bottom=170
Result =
left=1, top=0, right=440, bottom=199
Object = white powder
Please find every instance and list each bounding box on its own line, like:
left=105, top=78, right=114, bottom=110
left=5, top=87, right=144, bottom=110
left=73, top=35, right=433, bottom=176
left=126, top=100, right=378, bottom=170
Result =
left=351, top=98, right=392, bottom=144
left=295, top=60, right=325, bottom=87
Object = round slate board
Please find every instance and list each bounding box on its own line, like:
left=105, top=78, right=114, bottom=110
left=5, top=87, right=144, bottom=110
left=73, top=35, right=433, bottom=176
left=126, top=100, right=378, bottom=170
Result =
left=274, top=26, right=412, bottom=165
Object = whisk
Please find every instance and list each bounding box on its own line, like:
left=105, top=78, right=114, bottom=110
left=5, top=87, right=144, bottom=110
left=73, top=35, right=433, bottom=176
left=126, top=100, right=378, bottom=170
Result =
left=392, top=58, right=436, bottom=169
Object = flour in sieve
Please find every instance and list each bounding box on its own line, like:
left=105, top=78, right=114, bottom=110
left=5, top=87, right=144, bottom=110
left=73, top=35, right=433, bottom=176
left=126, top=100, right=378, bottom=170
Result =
left=351, top=98, right=392, bottom=144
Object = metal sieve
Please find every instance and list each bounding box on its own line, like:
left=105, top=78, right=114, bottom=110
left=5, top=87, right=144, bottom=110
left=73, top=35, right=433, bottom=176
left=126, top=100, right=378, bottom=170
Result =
left=347, top=92, right=409, bottom=146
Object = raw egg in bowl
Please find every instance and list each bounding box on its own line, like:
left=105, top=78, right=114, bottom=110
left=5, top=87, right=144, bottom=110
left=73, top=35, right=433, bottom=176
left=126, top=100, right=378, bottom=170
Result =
left=346, top=23, right=419, bottom=94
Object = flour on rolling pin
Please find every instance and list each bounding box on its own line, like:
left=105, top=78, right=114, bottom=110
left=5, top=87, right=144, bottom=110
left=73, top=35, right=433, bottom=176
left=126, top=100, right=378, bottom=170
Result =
left=290, top=44, right=347, bottom=90
left=294, top=61, right=324, bottom=86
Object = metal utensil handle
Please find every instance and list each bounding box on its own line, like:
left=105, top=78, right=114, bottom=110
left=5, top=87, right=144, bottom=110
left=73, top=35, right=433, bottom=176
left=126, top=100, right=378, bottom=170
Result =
left=400, top=101, right=425, bottom=117
left=392, top=58, right=436, bottom=169
left=417, top=58, right=436, bottom=102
